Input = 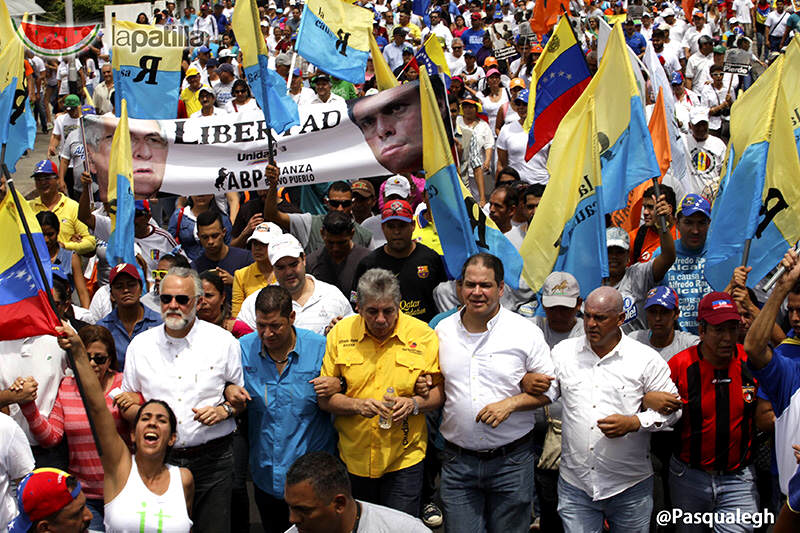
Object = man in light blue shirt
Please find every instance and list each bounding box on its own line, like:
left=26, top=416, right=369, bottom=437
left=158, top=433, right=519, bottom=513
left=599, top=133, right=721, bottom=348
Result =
left=239, top=285, right=337, bottom=533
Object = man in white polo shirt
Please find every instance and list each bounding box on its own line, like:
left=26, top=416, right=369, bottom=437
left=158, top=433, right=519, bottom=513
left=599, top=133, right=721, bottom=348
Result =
left=236, top=234, right=353, bottom=335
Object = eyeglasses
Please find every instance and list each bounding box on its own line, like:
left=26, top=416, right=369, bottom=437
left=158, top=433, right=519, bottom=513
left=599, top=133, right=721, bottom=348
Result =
left=452, top=46, right=463, bottom=49
left=88, top=354, right=109, bottom=365
left=152, top=269, right=168, bottom=280
left=327, top=199, right=353, bottom=208
left=160, top=294, right=193, bottom=305
left=233, top=89, right=248, bottom=95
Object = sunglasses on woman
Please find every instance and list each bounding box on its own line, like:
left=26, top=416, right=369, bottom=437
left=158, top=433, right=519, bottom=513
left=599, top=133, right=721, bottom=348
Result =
left=88, top=354, right=109, bottom=365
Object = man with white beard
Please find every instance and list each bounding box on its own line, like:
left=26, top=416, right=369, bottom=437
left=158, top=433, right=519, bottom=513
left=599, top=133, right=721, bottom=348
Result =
left=119, top=267, right=248, bottom=533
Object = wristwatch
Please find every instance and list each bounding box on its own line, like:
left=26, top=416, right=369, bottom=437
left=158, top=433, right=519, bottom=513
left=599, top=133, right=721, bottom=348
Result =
left=221, top=403, right=234, bottom=419
left=339, top=376, right=347, bottom=394
left=411, top=397, right=419, bottom=416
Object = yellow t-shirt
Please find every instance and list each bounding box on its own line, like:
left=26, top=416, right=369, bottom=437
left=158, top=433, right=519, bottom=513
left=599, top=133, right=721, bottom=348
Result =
left=231, top=262, right=275, bottom=317
left=29, top=193, right=96, bottom=255
left=180, top=87, right=202, bottom=116
left=322, top=312, right=441, bottom=478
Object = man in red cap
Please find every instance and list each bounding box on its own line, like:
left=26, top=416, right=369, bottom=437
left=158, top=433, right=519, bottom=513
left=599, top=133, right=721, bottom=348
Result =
left=353, top=199, right=447, bottom=323
left=665, top=291, right=760, bottom=527
left=8, top=468, right=92, bottom=533
left=96, top=262, right=162, bottom=368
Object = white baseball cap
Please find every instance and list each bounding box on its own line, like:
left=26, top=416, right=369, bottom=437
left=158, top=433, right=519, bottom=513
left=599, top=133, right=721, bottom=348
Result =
left=267, top=233, right=304, bottom=264
left=247, top=222, right=283, bottom=246
left=384, top=175, right=411, bottom=199
left=606, top=226, right=631, bottom=251
left=542, top=272, right=580, bottom=307
left=689, top=106, right=710, bottom=125
left=661, top=7, right=675, bottom=17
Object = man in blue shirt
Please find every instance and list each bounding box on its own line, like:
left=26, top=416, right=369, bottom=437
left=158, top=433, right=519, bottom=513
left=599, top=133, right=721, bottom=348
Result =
left=623, top=18, right=647, bottom=57
left=744, top=248, right=800, bottom=503
left=97, top=263, right=162, bottom=368
left=239, top=285, right=337, bottom=533
left=461, top=13, right=486, bottom=55
left=180, top=6, right=197, bottom=36
left=660, top=194, right=712, bottom=334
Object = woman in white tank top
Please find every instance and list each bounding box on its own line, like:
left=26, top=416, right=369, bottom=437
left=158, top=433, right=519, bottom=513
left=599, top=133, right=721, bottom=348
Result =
left=56, top=326, right=193, bottom=533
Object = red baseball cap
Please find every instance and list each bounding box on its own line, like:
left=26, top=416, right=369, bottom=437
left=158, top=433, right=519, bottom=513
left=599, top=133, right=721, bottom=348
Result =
left=109, top=262, right=142, bottom=285
left=697, top=292, right=740, bottom=325
left=381, top=199, right=414, bottom=223
left=9, top=469, right=82, bottom=533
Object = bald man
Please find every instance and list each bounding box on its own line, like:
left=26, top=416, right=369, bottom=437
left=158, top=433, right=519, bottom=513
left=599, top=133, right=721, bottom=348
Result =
left=549, top=287, right=681, bottom=533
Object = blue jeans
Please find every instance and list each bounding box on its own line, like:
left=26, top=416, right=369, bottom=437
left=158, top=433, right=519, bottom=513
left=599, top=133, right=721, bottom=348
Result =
left=558, top=475, right=653, bottom=533
left=440, top=443, right=535, bottom=533
left=668, top=457, right=759, bottom=533
left=86, top=497, right=105, bottom=532
left=349, top=461, right=424, bottom=517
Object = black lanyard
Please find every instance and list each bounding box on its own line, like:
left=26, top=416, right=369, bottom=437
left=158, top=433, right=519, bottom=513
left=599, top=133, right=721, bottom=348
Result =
left=351, top=502, right=362, bottom=533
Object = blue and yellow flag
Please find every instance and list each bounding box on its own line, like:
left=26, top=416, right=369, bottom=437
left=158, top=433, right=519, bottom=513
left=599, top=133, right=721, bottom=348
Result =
left=524, top=16, right=591, bottom=160
left=106, top=99, right=136, bottom=269
left=520, top=23, right=659, bottom=296
left=111, top=20, right=182, bottom=119
left=232, top=0, right=299, bottom=134
left=295, top=0, right=373, bottom=84
left=785, top=37, right=800, bottom=155
left=0, top=185, right=60, bottom=340
left=416, top=34, right=451, bottom=86
left=369, top=32, right=399, bottom=91
left=706, top=47, right=800, bottom=291
left=420, top=69, right=524, bottom=288
left=0, top=4, right=35, bottom=173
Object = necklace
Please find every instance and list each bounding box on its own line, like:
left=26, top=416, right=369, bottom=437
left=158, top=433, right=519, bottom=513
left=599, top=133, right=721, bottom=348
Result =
left=269, top=354, right=289, bottom=364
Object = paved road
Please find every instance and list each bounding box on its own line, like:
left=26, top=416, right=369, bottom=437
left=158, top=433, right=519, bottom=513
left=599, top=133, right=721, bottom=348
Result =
left=9, top=125, right=50, bottom=199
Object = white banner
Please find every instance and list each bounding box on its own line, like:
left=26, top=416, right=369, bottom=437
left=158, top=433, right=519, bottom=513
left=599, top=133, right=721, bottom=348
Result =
left=83, top=101, right=392, bottom=201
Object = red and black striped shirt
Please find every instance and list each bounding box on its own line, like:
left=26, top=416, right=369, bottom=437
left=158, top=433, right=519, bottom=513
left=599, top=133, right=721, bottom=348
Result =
left=669, top=344, right=758, bottom=472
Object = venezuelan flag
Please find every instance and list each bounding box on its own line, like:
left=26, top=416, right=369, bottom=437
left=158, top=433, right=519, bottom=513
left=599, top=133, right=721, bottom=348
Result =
left=232, top=0, right=299, bottom=134
left=524, top=16, right=590, bottom=160
left=706, top=50, right=800, bottom=291
left=521, top=23, right=659, bottom=296
left=369, top=33, right=399, bottom=91
left=420, top=69, right=524, bottom=288
left=295, top=0, right=373, bottom=84
left=106, top=99, right=137, bottom=269
left=111, top=20, right=182, bottom=119
left=416, top=34, right=451, bottom=87
left=0, top=187, right=60, bottom=341
left=0, top=2, right=35, bottom=173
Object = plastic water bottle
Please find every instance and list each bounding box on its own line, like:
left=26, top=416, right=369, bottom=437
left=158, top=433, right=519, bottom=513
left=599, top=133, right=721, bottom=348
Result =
left=379, top=387, right=395, bottom=429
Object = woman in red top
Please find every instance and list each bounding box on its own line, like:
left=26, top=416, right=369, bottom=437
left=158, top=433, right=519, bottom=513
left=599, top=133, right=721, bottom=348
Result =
left=19, top=325, right=140, bottom=531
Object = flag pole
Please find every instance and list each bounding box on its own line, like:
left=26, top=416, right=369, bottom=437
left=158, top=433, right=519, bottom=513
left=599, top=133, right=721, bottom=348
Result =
left=651, top=177, right=667, bottom=233
left=249, top=4, right=275, bottom=165
left=741, top=239, right=752, bottom=266
left=0, top=155, right=104, bottom=456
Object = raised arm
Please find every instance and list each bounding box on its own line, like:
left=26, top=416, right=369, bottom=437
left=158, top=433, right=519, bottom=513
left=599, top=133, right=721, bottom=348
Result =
left=264, top=163, right=290, bottom=231
left=55, top=323, right=131, bottom=492
left=744, top=249, right=800, bottom=370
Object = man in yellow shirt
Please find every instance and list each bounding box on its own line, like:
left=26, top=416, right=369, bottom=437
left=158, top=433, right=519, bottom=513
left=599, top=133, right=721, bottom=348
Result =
left=318, top=267, right=443, bottom=518
left=28, top=160, right=96, bottom=255
left=180, top=67, right=203, bottom=116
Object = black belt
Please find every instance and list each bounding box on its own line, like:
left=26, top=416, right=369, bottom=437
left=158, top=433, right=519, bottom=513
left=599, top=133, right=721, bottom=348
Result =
left=170, top=433, right=232, bottom=459
left=674, top=457, right=750, bottom=477
left=444, top=431, right=533, bottom=460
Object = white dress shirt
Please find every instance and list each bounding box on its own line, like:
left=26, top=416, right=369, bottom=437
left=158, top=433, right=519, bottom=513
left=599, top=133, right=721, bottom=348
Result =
left=237, top=275, right=353, bottom=335
left=0, top=336, right=67, bottom=444
left=436, top=307, right=557, bottom=450
left=551, top=333, right=681, bottom=501
left=121, top=320, right=243, bottom=448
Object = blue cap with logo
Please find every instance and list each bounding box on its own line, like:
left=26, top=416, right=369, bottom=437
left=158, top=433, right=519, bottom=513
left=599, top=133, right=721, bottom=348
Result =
left=514, top=89, right=529, bottom=104
left=644, top=286, right=679, bottom=310
left=32, top=159, right=58, bottom=176
left=679, top=193, right=711, bottom=218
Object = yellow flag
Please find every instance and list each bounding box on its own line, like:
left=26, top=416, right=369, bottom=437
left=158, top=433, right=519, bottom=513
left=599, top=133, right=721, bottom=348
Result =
left=108, top=99, right=133, bottom=226
left=369, top=33, right=399, bottom=91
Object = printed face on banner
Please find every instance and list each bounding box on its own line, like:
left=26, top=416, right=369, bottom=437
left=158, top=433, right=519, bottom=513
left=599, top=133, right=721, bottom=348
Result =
left=85, top=115, right=169, bottom=201
left=348, top=81, right=450, bottom=175
left=80, top=82, right=451, bottom=198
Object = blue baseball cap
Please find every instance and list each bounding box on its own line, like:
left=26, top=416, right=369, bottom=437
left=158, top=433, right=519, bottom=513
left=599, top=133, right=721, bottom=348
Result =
left=198, top=45, right=211, bottom=53
left=81, top=105, right=95, bottom=115
left=679, top=193, right=711, bottom=218
left=32, top=159, right=58, bottom=176
left=670, top=71, right=683, bottom=85
left=514, top=89, right=529, bottom=104
left=134, top=199, right=151, bottom=211
left=644, top=286, right=679, bottom=310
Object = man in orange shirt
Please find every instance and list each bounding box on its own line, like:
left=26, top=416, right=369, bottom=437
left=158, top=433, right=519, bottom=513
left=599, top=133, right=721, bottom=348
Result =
left=628, top=184, right=678, bottom=265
